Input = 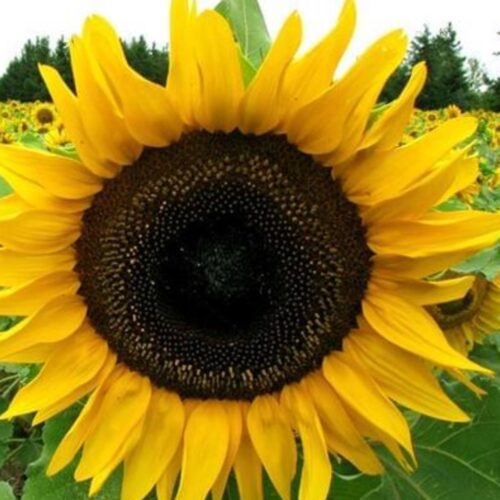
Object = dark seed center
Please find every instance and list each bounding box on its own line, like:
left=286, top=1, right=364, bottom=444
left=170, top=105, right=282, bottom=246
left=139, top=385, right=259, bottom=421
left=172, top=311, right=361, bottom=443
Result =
left=159, top=215, right=275, bottom=336
left=428, top=277, right=487, bottom=329
left=76, top=131, right=372, bottom=400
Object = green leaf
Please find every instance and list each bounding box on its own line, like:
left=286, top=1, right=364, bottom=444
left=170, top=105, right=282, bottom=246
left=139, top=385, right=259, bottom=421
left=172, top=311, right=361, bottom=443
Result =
left=367, top=103, right=391, bottom=128
left=470, top=334, right=500, bottom=376
left=48, top=145, right=80, bottom=161
left=435, top=196, right=469, bottom=212
left=333, top=373, right=500, bottom=499
left=17, top=132, right=47, bottom=152
left=473, top=186, right=500, bottom=213
left=0, top=482, right=15, bottom=500
left=215, top=0, right=271, bottom=69
left=239, top=52, right=257, bottom=87
left=452, top=243, right=500, bottom=280
left=0, top=398, right=14, bottom=469
left=0, top=318, right=13, bottom=332
left=0, top=177, right=12, bottom=198
left=23, top=405, right=122, bottom=500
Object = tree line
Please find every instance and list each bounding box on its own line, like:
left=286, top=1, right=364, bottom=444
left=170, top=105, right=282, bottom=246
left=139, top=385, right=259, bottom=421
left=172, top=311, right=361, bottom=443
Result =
left=0, top=24, right=498, bottom=111
left=0, top=36, right=168, bottom=102
left=380, top=24, right=499, bottom=111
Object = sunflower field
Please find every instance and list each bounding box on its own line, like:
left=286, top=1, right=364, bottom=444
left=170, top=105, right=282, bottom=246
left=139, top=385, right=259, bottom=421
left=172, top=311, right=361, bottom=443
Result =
left=0, top=0, right=500, bottom=499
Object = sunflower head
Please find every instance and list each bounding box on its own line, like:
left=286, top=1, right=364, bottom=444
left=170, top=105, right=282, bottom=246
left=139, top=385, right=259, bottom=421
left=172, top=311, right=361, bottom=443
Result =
left=429, top=276, right=500, bottom=354
left=0, top=0, right=499, bottom=499
left=446, top=104, right=462, bottom=119
left=32, top=103, right=56, bottom=126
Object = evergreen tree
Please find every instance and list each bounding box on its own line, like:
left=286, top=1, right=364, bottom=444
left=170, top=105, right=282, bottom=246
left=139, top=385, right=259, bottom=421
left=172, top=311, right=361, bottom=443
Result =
left=0, top=37, right=52, bottom=101
left=408, top=24, right=474, bottom=109
left=380, top=24, right=477, bottom=110
left=149, top=42, right=170, bottom=85
left=379, top=64, right=411, bottom=103
left=481, top=77, right=500, bottom=111
left=123, top=37, right=168, bottom=85
left=51, top=37, right=74, bottom=92
left=0, top=35, right=168, bottom=101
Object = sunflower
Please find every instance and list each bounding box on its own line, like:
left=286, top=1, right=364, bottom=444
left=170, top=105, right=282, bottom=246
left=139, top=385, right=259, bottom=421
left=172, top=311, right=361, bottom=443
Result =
left=429, top=276, right=500, bottom=354
left=32, top=102, right=56, bottom=126
left=0, top=1, right=499, bottom=499
left=445, top=104, right=462, bottom=119
left=44, top=126, right=70, bottom=150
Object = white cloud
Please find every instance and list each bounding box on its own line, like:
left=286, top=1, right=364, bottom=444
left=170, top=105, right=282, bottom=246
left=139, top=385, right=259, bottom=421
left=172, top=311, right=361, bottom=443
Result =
left=0, top=0, right=498, bottom=77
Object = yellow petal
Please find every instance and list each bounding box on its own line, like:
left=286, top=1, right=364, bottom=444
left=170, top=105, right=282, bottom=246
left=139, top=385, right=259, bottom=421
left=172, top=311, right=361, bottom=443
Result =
left=234, top=408, right=263, bottom=500
left=372, top=273, right=475, bottom=306
left=446, top=368, right=487, bottom=397
left=83, top=16, right=183, bottom=147
left=70, top=36, right=142, bottom=166
left=436, top=157, right=479, bottom=206
left=194, top=10, right=245, bottom=132
left=305, top=373, right=383, bottom=475
left=177, top=400, right=230, bottom=500
left=167, top=0, right=200, bottom=126
left=281, top=0, right=356, bottom=114
left=157, top=447, right=182, bottom=500
left=122, top=389, right=185, bottom=500
left=0, top=248, right=75, bottom=288
left=89, top=423, right=144, bottom=497
left=327, top=40, right=409, bottom=165
left=0, top=144, right=102, bottom=199
left=281, top=383, right=331, bottom=500
left=0, top=271, right=80, bottom=317
left=0, top=163, right=90, bottom=213
left=239, top=12, right=302, bottom=135
left=48, top=367, right=120, bottom=476
left=0, top=210, right=80, bottom=254
left=363, top=287, right=491, bottom=373
left=374, top=251, right=483, bottom=280
left=247, top=395, right=296, bottom=500
left=39, top=64, right=120, bottom=179
left=0, top=343, right=60, bottom=364
left=346, top=330, right=469, bottom=422
left=360, top=62, right=427, bottom=151
left=346, top=406, right=414, bottom=471
left=211, top=402, right=243, bottom=500
left=0, top=194, right=31, bottom=220
left=287, top=30, right=407, bottom=155
left=475, top=281, right=500, bottom=333
left=363, top=147, right=477, bottom=223
left=75, top=369, right=151, bottom=480
left=369, top=211, right=500, bottom=259
left=2, top=326, right=108, bottom=418
left=343, top=117, right=477, bottom=203
left=322, top=351, right=413, bottom=456
left=33, top=352, right=117, bottom=425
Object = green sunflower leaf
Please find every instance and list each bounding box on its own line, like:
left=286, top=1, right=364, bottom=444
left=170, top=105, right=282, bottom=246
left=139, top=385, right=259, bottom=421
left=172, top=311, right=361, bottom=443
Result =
left=215, top=0, right=271, bottom=69
left=435, top=196, right=469, bottom=212
left=470, top=334, right=500, bottom=375
left=452, top=243, right=500, bottom=280
left=0, top=398, right=14, bottom=470
left=0, top=482, right=15, bottom=500
left=332, top=370, right=500, bottom=499
left=0, top=176, right=11, bottom=198
left=473, top=186, right=500, bottom=213
left=17, top=132, right=47, bottom=152
left=239, top=51, right=258, bottom=87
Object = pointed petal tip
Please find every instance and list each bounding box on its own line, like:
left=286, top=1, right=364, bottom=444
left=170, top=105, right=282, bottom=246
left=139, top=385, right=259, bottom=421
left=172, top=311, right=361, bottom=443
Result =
left=286, top=10, right=303, bottom=33
left=46, top=458, right=63, bottom=477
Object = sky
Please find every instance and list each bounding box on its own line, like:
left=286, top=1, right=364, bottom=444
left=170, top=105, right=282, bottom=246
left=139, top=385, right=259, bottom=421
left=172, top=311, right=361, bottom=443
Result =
left=0, top=0, right=498, bottom=77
